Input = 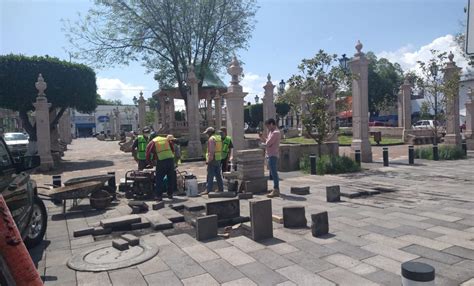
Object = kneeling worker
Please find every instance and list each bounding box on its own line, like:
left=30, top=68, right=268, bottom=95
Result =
left=146, top=134, right=177, bottom=201
left=132, top=127, right=150, bottom=170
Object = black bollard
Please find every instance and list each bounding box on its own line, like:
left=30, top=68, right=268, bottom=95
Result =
left=107, top=171, right=116, bottom=190
left=462, top=142, right=467, bottom=156
left=354, top=150, right=361, bottom=166
left=401, top=261, right=435, bottom=285
left=309, top=154, right=317, bottom=175
left=432, top=144, right=439, bottom=161
left=52, top=175, right=61, bottom=187
left=383, top=147, right=389, bottom=167
left=408, top=145, right=415, bottom=165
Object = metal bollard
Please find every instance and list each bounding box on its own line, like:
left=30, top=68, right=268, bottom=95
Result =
left=432, top=144, right=439, bottom=161
left=401, top=261, right=435, bottom=286
left=383, top=147, right=389, bottom=167
left=52, top=175, right=61, bottom=188
left=408, top=145, right=415, bottom=165
left=462, top=142, right=467, bottom=156
left=107, top=171, right=116, bottom=190
left=354, top=150, right=361, bottom=166
left=309, top=154, right=317, bottom=175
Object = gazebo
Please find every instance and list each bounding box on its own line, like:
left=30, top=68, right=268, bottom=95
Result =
left=152, top=65, right=227, bottom=135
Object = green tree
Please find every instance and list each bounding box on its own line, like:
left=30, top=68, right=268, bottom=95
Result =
left=419, top=101, right=431, bottom=120
left=0, top=54, right=97, bottom=141
left=249, top=103, right=263, bottom=127
left=64, top=0, right=257, bottom=107
left=145, top=111, right=155, bottom=127
left=96, top=94, right=122, bottom=105
left=275, top=102, right=290, bottom=118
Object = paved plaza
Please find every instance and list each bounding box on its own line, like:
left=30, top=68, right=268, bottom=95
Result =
left=29, top=139, right=474, bottom=286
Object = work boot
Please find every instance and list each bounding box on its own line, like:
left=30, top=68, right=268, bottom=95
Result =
left=167, top=193, right=173, bottom=200
left=267, top=188, right=280, bottom=198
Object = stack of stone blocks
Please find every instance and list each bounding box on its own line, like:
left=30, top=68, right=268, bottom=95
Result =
left=230, top=149, right=268, bottom=194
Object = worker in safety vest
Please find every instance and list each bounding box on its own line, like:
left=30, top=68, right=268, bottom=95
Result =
left=145, top=134, right=177, bottom=201
left=219, top=127, right=233, bottom=172
left=132, top=127, right=150, bottom=170
left=203, top=127, right=224, bottom=194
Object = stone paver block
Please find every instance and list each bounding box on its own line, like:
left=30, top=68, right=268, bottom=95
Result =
left=238, top=192, right=253, bottom=200
left=283, top=251, right=336, bottom=273
left=158, top=208, right=185, bottom=223
left=130, top=221, right=151, bottom=230
left=206, top=199, right=240, bottom=220
left=272, top=215, right=283, bottom=224
left=109, top=268, right=147, bottom=286
left=290, top=186, right=310, bottom=195
left=243, top=178, right=268, bottom=193
left=150, top=201, right=164, bottom=210
left=112, top=238, right=129, bottom=251
left=237, top=261, right=288, bottom=285
left=100, top=214, right=141, bottom=229
left=443, top=246, right=474, bottom=260
left=362, top=243, right=419, bottom=262
left=402, top=244, right=463, bottom=265
left=364, top=270, right=400, bottom=286
left=227, top=236, right=266, bottom=253
left=196, top=214, right=218, bottom=241
left=158, top=244, right=206, bottom=279
left=184, top=202, right=205, bottom=211
left=182, top=244, right=219, bottom=263
left=222, top=278, right=257, bottom=286
left=248, top=249, right=294, bottom=270
left=128, top=200, right=149, bottom=213
left=146, top=214, right=173, bottom=230
left=201, top=258, right=245, bottom=283
left=250, top=199, right=273, bottom=241
left=348, top=263, right=378, bottom=275
left=121, top=234, right=139, bottom=246
left=283, top=206, right=307, bottom=228
left=320, top=267, right=379, bottom=286
left=76, top=271, right=112, bottom=286
left=169, top=203, right=185, bottom=211
left=215, top=246, right=256, bottom=266
left=182, top=273, right=219, bottom=286
left=324, top=253, right=361, bottom=269
left=340, top=191, right=361, bottom=198
left=363, top=255, right=401, bottom=275
left=92, top=226, right=112, bottom=236
left=398, top=234, right=452, bottom=250
left=208, top=192, right=237, bottom=198
left=144, top=270, right=182, bottom=286
left=168, top=233, right=199, bottom=248
left=137, top=256, right=169, bottom=276
left=277, top=264, right=335, bottom=286
left=311, top=211, right=329, bottom=237
left=326, top=185, right=340, bottom=202
left=73, top=227, right=94, bottom=237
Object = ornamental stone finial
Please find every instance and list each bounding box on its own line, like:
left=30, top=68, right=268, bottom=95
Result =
left=356, top=40, right=363, bottom=53
left=448, top=51, right=454, bottom=62
left=267, top=73, right=271, bottom=82
left=35, top=73, right=47, bottom=96
left=227, top=56, right=243, bottom=85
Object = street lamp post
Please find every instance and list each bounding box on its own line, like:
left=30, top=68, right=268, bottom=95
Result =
left=278, top=80, right=285, bottom=95
left=255, top=95, right=259, bottom=104
left=339, top=54, right=349, bottom=74
left=430, top=62, right=439, bottom=143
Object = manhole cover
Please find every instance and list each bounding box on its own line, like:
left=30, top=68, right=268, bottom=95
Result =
left=68, top=242, right=158, bottom=272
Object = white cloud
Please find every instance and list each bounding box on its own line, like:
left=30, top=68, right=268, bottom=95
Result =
left=97, top=77, right=146, bottom=104
left=240, top=72, right=270, bottom=103
left=377, top=34, right=470, bottom=75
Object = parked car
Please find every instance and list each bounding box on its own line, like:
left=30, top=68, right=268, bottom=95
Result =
left=4, top=132, right=29, bottom=156
left=412, top=120, right=446, bottom=136
left=0, top=137, right=47, bottom=248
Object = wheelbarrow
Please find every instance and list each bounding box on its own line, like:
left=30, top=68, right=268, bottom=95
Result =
left=38, top=175, right=113, bottom=213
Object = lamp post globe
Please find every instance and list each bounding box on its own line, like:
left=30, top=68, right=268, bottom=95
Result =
left=255, top=95, right=259, bottom=104
left=339, top=54, right=349, bottom=74
left=278, top=80, right=285, bottom=94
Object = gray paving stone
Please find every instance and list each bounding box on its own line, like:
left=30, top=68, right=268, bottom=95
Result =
left=443, top=246, right=474, bottom=260
left=227, top=236, right=266, bottom=253
left=109, top=268, right=147, bottom=286
left=76, top=271, right=112, bottom=286
left=362, top=224, right=405, bottom=238
left=248, top=249, right=294, bottom=270
left=100, top=214, right=141, bottom=228
left=146, top=214, right=173, bottom=230
left=73, top=227, right=94, bottom=237
left=130, top=221, right=151, bottom=230
left=311, top=212, right=329, bottom=237
left=454, top=259, right=474, bottom=271
left=196, top=214, right=218, bottom=241
left=283, top=251, right=336, bottom=273
left=221, top=277, right=257, bottom=286
left=168, top=233, right=199, bottom=248
left=144, top=270, right=182, bottom=286
left=290, top=239, right=337, bottom=258
left=283, top=206, right=307, bottom=228
left=141, top=232, right=172, bottom=246
left=393, top=224, right=443, bottom=239
left=182, top=244, right=219, bottom=262
left=158, top=243, right=206, bottom=279
left=363, top=255, right=401, bottom=275
left=200, top=258, right=245, bottom=283
left=290, top=186, right=310, bottom=195
left=184, top=202, right=205, bottom=211
left=326, top=185, right=341, bottom=202
left=325, top=241, right=376, bottom=260
left=250, top=199, right=273, bottom=241
left=319, top=267, right=379, bottom=286
left=44, top=265, right=76, bottom=286
left=158, top=208, right=185, bottom=223
left=361, top=243, right=419, bottom=262
left=422, top=218, right=471, bottom=230
left=201, top=238, right=232, bottom=250
left=364, top=270, right=400, bottom=286
left=277, top=264, right=335, bottom=286
left=402, top=244, right=464, bottom=265
left=413, top=257, right=474, bottom=283
left=112, top=238, right=129, bottom=251
left=215, top=246, right=256, bottom=266
left=44, top=249, right=71, bottom=268
left=70, top=235, right=94, bottom=249
left=137, top=256, right=169, bottom=276
left=237, top=261, right=287, bottom=286
left=182, top=273, right=219, bottom=286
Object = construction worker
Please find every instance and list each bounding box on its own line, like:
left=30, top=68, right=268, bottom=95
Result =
left=204, top=127, right=224, bottom=193
left=220, top=127, right=233, bottom=172
left=132, top=127, right=150, bottom=170
left=146, top=134, right=177, bottom=201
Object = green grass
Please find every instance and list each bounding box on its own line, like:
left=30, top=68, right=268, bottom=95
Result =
left=300, top=154, right=361, bottom=175
left=282, top=136, right=404, bottom=146
left=415, top=145, right=466, bottom=160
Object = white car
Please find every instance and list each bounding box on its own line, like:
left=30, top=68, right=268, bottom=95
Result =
left=4, top=132, right=29, bottom=156
left=412, top=120, right=446, bottom=136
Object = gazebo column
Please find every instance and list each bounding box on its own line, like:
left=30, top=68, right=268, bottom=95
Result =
left=206, top=97, right=213, bottom=127
left=215, top=90, right=222, bottom=130
left=169, top=97, right=175, bottom=130
left=186, top=66, right=204, bottom=158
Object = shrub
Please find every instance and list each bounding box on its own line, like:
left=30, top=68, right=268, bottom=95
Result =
left=300, top=154, right=361, bottom=175
left=415, top=145, right=466, bottom=160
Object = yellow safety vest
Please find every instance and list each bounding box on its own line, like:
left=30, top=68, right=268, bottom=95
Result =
left=206, top=135, right=223, bottom=161
left=222, top=136, right=232, bottom=159
left=137, top=135, right=147, bottom=160
left=153, top=136, right=174, bottom=161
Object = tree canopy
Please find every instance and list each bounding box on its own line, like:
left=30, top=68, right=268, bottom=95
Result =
left=0, top=54, right=97, bottom=139
left=64, top=0, right=258, bottom=106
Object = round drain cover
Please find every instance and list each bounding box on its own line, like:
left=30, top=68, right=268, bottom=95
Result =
left=68, top=242, right=158, bottom=272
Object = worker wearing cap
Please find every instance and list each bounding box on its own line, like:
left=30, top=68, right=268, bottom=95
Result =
left=146, top=134, right=177, bottom=201
left=220, top=127, right=233, bottom=172
left=204, top=127, right=224, bottom=193
left=132, top=127, right=150, bottom=170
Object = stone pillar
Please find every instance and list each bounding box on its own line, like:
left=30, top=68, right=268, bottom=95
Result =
left=397, top=91, right=403, bottom=127
left=263, top=74, right=276, bottom=124
left=138, top=91, right=146, bottom=129
left=58, top=108, right=72, bottom=144
left=327, top=85, right=338, bottom=142
left=169, top=97, right=175, bottom=130
left=50, top=109, right=60, bottom=154
left=113, top=108, right=121, bottom=137
left=401, top=78, right=412, bottom=130
left=443, top=52, right=462, bottom=146
left=465, top=88, right=474, bottom=139
left=153, top=108, right=160, bottom=131
left=32, top=74, right=54, bottom=171
left=223, top=57, right=247, bottom=151
left=109, top=112, right=115, bottom=136
left=215, top=90, right=222, bottom=130
left=187, top=65, right=204, bottom=158
left=349, top=41, right=372, bottom=162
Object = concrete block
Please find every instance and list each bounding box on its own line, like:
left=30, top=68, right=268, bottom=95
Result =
left=184, top=202, right=205, bottom=211
left=250, top=199, right=273, bottom=241
left=146, top=201, right=164, bottom=210
left=147, top=214, right=173, bottom=230
left=340, top=191, right=361, bottom=198
left=158, top=208, right=185, bottom=223
left=100, top=215, right=141, bottom=229
left=131, top=206, right=142, bottom=214
left=112, top=239, right=129, bottom=251
left=272, top=215, right=283, bottom=224
left=206, top=199, right=240, bottom=221
left=73, top=227, right=94, bottom=238
left=169, top=203, right=185, bottom=211
left=128, top=200, right=149, bottom=212
left=238, top=193, right=253, bottom=200
left=92, top=226, right=112, bottom=236
left=290, top=186, right=310, bottom=195
left=208, top=192, right=236, bottom=198
left=196, top=215, right=218, bottom=241
left=130, top=221, right=151, bottom=230
left=243, top=178, right=268, bottom=193
left=311, top=212, right=329, bottom=237
left=366, top=190, right=381, bottom=196
left=326, top=185, right=341, bottom=202
left=283, top=206, right=307, bottom=228
left=121, top=234, right=139, bottom=246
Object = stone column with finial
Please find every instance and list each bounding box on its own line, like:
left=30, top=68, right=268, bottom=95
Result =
left=401, top=78, right=413, bottom=130
left=465, top=88, right=474, bottom=140
left=113, top=108, right=121, bottom=138
left=32, top=74, right=54, bottom=171
left=263, top=74, right=276, bottom=125
left=443, top=52, right=462, bottom=146
left=223, top=56, right=247, bottom=151
left=215, top=89, right=222, bottom=130
left=349, top=40, right=372, bottom=162
left=187, top=65, right=204, bottom=158
left=138, top=91, right=146, bottom=129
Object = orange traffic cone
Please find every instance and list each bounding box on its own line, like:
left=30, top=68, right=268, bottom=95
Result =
left=0, top=195, right=43, bottom=286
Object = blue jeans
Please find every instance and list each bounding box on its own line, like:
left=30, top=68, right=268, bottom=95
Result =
left=207, top=160, right=224, bottom=193
left=267, top=156, right=279, bottom=190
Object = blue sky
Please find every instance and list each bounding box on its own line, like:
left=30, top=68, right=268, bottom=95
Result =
left=0, top=0, right=468, bottom=109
